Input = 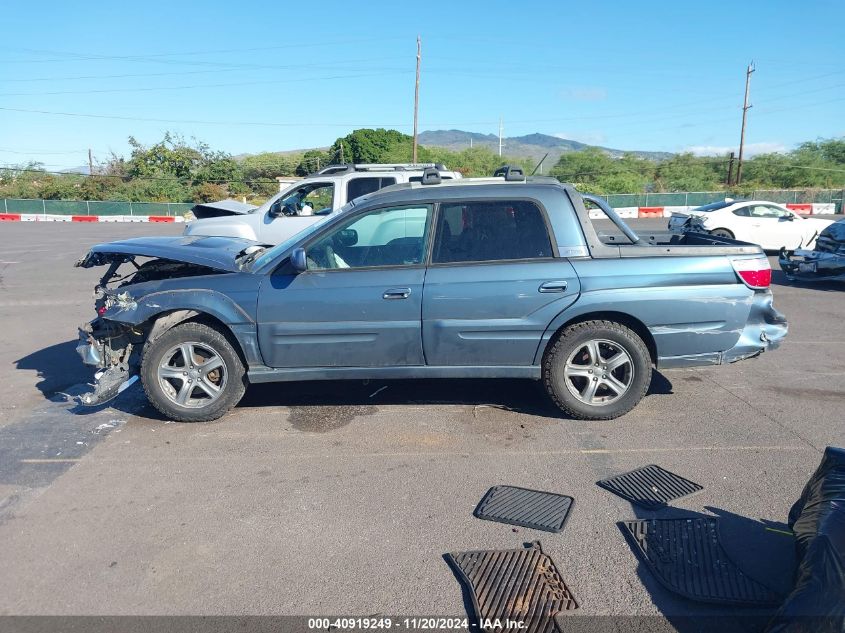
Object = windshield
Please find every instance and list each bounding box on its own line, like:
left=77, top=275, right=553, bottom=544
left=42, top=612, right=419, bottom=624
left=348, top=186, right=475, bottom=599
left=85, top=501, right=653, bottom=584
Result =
left=249, top=200, right=358, bottom=270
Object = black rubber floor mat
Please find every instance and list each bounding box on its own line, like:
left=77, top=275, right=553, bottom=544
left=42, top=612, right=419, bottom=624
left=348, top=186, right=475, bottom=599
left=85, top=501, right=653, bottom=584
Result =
left=447, top=541, right=577, bottom=633
left=474, top=486, right=574, bottom=533
left=597, top=464, right=703, bottom=509
left=622, top=518, right=781, bottom=606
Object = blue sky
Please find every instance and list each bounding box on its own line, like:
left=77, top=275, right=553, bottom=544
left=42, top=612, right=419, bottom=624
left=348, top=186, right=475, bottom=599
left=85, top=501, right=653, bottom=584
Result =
left=1, top=0, right=843, bottom=170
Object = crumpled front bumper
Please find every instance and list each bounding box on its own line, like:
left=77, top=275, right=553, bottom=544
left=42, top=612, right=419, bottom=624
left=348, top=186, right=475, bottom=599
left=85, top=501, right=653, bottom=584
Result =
left=779, top=247, right=845, bottom=282
left=76, top=321, right=138, bottom=406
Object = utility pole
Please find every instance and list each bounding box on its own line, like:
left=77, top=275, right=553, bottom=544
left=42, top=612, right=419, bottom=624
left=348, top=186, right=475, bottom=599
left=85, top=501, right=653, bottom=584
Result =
left=340, top=141, right=344, bottom=164
left=88, top=148, right=94, bottom=176
left=726, top=151, right=736, bottom=186
left=412, top=35, right=421, bottom=163
left=736, top=62, right=755, bottom=185
left=498, top=118, right=503, bottom=157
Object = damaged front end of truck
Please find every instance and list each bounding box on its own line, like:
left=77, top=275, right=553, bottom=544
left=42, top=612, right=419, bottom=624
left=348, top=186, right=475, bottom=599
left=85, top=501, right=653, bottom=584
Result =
left=779, top=219, right=845, bottom=283
left=73, top=237, right=265, bottom=406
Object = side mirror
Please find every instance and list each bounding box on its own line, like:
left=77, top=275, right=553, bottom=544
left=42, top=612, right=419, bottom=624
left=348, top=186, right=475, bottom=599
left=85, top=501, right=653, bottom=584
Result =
left=268, top=202, right=282, bottom=218
left=290, top=248, right=308, bottom=272
left=335, top=228, right=358, bottom=247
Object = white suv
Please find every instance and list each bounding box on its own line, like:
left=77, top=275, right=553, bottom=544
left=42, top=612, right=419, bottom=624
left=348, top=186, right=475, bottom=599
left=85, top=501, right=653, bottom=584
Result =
left=184, top=163, right=461, bottom=244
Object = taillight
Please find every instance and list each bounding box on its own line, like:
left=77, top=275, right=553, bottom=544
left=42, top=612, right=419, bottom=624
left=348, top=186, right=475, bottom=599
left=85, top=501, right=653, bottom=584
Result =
left=730, top=255, right=771, bottom=289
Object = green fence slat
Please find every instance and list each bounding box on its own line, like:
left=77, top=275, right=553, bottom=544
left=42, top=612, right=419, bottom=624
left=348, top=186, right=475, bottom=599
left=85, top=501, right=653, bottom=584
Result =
left=4, top=199, right=45, bottom=213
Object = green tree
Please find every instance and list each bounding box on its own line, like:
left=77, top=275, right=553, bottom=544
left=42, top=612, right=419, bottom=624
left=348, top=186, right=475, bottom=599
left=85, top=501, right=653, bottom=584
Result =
left=295, top=149, right=332, bottom=176
left=654, top=153, right=723, bottom=191
left=331, top=128, right=412, bottom=164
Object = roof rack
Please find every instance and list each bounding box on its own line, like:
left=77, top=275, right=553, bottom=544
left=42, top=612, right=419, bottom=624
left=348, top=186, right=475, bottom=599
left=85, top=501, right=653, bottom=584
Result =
left=314, top=163, right=449, bottom=176
left=420, top=167, right=442, bottom=185
left=493, top=165, right=526, bottom=182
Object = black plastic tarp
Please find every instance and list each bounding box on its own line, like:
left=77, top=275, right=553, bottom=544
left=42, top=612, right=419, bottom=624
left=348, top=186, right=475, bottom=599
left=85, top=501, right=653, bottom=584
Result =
left=766, top=446, right=845, bottom=632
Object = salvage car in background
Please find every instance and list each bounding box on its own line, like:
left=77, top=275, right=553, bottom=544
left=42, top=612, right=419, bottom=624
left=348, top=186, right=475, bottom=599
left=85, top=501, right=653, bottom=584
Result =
left=667, top=199, right=834, bottom=251
left=183, top=163, right=461, bottom=245
left=75, top=169, right=787, bottom=423
left=779, top=218, right=845, bottom=283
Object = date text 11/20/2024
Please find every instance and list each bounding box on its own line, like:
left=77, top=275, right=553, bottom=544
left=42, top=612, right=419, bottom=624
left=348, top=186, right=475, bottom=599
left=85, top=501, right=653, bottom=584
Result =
left=307, top=617, right=528, bottom=630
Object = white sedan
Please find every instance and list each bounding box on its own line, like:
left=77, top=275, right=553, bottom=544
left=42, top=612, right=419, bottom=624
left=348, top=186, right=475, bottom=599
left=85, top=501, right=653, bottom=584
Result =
left=668, top=200, right=835, bottom=251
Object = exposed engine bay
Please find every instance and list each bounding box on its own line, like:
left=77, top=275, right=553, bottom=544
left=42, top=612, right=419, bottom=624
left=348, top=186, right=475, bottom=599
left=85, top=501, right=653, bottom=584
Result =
left=74, top=252, right=226, bottom=406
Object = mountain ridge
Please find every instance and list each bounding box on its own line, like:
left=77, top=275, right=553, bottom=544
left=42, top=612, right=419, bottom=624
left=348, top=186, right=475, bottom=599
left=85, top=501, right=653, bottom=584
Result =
left=418, top=129, right=673, bottom=165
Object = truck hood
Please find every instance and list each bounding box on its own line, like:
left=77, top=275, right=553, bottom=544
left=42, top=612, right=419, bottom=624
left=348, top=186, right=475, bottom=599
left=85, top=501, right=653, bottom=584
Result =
left=184, top=215, right=259, bottom=241
left=76, top=235, right=266, bottom=273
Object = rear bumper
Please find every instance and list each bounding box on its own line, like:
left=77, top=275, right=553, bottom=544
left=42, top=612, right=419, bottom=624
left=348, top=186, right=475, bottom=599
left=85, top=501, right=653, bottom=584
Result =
left=658, top=290, right=787, bottom=368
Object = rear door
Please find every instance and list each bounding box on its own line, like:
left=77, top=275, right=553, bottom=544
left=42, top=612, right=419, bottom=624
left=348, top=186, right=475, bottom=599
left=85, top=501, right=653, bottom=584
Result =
left=344, top=176, right=398, bottom=204
left=422, top=199, right=581, bottom=366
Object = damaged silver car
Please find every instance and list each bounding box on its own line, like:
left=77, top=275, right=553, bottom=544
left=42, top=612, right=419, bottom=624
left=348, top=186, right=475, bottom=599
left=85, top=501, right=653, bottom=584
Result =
left=779, top=218, right=845, bottom=283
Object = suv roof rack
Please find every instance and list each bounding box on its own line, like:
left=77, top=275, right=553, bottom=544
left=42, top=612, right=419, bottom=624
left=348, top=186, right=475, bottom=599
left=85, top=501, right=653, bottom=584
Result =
left=493, top=164, right=526, bottom=181
left=420, top=167, right=442, bottom=185
left=314, top=163, right=449, bottom=176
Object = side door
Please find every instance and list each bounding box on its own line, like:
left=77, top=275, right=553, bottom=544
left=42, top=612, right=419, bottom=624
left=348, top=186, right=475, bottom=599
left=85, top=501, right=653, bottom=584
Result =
left=745, top=203, right=801, bottom=249
left=259, top=182, right=336, bottom=244
left=422, top=199, right=581, bottom=366
left=256, top=204, right=433, bottom=368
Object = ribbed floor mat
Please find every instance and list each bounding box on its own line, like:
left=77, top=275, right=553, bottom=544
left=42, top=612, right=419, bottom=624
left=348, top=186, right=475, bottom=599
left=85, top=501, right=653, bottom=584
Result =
left=622, top=518, right=781, bottom=606
left=447, top=542, right=578, bottom=633
left=597, top=464, right=703, bottom=509
left=474, top=486, right=574, bottom=533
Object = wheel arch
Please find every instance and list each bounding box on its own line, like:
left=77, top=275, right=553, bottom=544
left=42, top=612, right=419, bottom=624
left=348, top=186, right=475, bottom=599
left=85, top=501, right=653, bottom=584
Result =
left=537, top=310, right=658, bottom=366
left=710, top=227, right=735, bottom=238
left=140, top=309, right=252, bottom=368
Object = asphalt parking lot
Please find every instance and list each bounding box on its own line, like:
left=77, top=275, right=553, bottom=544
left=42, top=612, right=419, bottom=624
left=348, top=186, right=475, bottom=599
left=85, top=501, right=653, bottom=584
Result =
left=0, top=221, right=842, bottom=625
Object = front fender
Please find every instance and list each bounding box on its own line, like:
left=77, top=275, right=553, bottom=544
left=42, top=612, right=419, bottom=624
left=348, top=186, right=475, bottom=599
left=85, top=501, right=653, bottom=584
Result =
left=102, top=287, right=263, bottom=366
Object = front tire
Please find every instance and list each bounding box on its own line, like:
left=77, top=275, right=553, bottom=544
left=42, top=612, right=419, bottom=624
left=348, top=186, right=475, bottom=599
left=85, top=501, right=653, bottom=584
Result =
left=141, top=322, right=246, bottom=422
left=543, top=320, right=652, bottom=420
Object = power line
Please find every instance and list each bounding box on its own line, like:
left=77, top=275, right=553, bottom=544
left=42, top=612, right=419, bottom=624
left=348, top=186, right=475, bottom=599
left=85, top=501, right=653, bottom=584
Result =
left=0, top=58, right=409, bottom=83
left=0, top=37, right=407, bottom=64
left=0, top=70, right=413, bottom=98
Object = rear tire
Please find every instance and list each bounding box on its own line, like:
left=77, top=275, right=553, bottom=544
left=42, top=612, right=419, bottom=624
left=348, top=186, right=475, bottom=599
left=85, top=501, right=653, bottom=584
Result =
left=543, top=320, right=652, bottom=420
left=710, top=228, right=734, bottom=239
left=140, top=322, right=246, bottom=422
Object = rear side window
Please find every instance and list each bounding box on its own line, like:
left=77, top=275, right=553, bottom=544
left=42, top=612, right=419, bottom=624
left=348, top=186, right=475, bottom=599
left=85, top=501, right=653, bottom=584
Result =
left=432, top=200, right=553, bottom=263
left=346, top=177, right=397, bottom=201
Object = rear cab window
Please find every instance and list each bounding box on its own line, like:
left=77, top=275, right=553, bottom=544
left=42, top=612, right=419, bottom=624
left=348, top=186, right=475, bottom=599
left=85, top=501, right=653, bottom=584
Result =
left=432, top=200, right=554, bottom=264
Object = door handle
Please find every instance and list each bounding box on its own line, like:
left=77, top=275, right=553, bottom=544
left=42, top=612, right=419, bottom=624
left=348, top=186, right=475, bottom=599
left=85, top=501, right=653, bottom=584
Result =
left=383, top=287, right=412, bottom=300
left=539, top=281, right=568, bottom=293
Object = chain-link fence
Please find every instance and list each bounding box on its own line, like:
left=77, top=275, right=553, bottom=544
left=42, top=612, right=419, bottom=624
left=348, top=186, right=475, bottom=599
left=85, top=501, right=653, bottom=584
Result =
left=3, top=190, right=844, bottom=217
left=601, top=189, right=844, bottom=212
left=1, top=199, right=194, bottom=216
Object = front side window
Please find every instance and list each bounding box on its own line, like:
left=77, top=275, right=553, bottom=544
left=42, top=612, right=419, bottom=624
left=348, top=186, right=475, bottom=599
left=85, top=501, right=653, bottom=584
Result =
left=432, top=200, right=553, bottom=264
left=305, top=205, right=432, bottom=270
left=270, top=182, right=335, bottom=217
left=747, top=204, right=789, bottom=219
